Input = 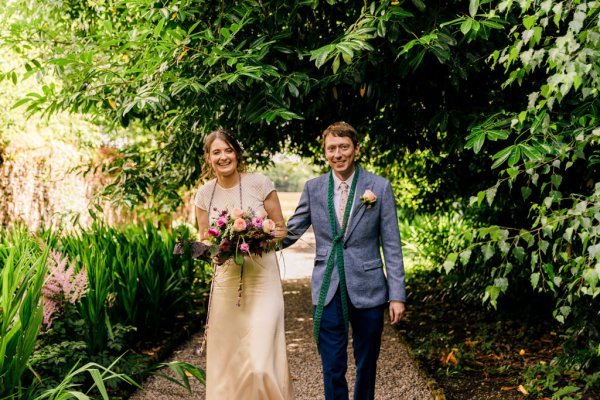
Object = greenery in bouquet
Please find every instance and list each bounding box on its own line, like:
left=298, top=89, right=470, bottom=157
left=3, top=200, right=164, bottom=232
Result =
left=206, top=207, right=277, bottom=265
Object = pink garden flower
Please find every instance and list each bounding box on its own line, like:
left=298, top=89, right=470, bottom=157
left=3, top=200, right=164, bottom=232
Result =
left=233, top=218, right=247, bottom=232
left=262, top=219, right=276, bottom=234
left=252, top=217, right=263, bottom=229
left=360, top=189, right=377, bottom=208
left=255, top=209, right=268, bottom=219
left=207, top=227, right=220, bottom=237
left=239, top=243, right=250, bottom=253
left=230, top=207, right=244, bottom=219
left=216, top=216, right=228, bottom=227
left=42, top=251, right=88, bottom=329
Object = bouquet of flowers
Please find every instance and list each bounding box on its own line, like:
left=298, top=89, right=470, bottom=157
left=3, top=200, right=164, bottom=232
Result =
left=205, top=207, right=277, bottom=265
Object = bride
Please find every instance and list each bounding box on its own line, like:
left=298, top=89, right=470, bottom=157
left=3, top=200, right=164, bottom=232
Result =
left=194, top=128, right=294, bottom=399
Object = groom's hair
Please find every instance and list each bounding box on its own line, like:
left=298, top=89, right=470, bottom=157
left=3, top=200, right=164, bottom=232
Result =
left=321, top=121, right=358, bottom=147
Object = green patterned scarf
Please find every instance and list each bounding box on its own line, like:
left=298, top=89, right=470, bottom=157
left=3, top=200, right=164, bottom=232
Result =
left=313, top=167, right=359, bottom=350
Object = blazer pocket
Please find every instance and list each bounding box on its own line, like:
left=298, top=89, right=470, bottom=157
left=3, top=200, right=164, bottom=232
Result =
left=315, top=249, right=329, bottom=262
left=362, top=259, right=383, bottom=271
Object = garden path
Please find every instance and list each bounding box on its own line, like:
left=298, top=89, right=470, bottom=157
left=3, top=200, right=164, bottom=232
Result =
left=129, top=229, right=435, bottom=400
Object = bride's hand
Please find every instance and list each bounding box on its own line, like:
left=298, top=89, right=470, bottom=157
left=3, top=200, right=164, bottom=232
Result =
left=213, top=254, right=227, bottom=265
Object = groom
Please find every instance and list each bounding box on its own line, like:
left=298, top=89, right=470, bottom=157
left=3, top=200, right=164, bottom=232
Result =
left=283, top=121, right=406, bottom=400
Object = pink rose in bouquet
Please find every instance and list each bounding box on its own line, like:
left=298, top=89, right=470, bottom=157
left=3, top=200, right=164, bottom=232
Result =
left=207, top=227, right=220, bottom=237
left=239, top=243, right=250, bottom=253
left=262, top=219, right=276, bottom=234
left=233, top=218, right=247, bottom=232
left=252, top=217, right=263, bottom=229
left=217, top=216, right=228, bottom=227
left=230, top=207, right=244, bottom=219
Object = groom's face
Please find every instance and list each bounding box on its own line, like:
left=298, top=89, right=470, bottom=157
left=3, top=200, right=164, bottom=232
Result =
left=324, top=135, right=359, bottom=180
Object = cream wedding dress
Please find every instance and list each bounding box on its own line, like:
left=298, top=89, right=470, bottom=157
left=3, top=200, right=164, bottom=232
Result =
left=194, top=173, right=294, bottom=400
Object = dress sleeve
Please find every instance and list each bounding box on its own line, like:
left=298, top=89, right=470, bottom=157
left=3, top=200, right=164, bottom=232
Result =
left=261, top=174, right=276, bottom=201
left=193, top=184, right=208, bottom=210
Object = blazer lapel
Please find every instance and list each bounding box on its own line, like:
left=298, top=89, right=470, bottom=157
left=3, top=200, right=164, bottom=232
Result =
left=344, top=166, right=370, bottom=241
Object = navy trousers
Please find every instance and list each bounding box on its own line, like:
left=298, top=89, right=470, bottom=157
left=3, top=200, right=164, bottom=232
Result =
left=315, top=289, right=385, bottom=400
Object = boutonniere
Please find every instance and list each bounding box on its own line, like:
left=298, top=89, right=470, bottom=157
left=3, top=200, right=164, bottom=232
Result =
left=360, top=189, right=377, bottom=209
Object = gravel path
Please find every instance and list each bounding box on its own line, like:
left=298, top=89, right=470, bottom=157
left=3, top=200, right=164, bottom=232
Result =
left=130, top=232, right=435, bottom=400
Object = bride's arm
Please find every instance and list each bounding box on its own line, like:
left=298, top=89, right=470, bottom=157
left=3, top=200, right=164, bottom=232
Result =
left=196, top=206, right=209, bottom=241
left=263, top=190, right=287, bottom=241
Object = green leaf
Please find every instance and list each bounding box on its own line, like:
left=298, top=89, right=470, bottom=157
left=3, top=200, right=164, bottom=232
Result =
left=519, top=144, right=543, bottom=161
left=477, top=190, right=486, bottom=206
left=473, top=133, right=486, bottom=154
left=288, top=82, right=299, bottom=97
left=538, top=240, right=549, bottom=254
left=480, top=19, right=505, bottom=29
left=531, top=272, right=540, bottom=289
left=11, top=98, right=32, bottom=109
left=411, top=0, right=426, bottom=12
left=443, top=259, right=455, bottom=273
left=88, top=368, right=109, bottom=399
left=521, top=186, right=532, bottom=200
left=563, top=227, right=574, bottom=243
left=491, top=146, right=513, bottom=169
left=235, top=252, right=244, bottom=265
left=459, top=250, right=472, bottom=264
left=483, top=285, right=500, bottom=307
left=512, top=246, right=525, bottom=263
left=48, top=58, right=75, bottom=67
left=460, top=19, right=473, bottom=35
left=507, top=146, right=521, bottom=166
left=589, top=244, right=600, bottom=260
left=332, top=54, right=340, bottom=74
left=523, top=15, right=537, bottom=30
left=377, top=20, right=386, bottom=37
left=310, top=45, right=334, bottom=68
left=482, top=244, right=495, bottom=261
left=469, top=0, right=479, bottom=17
left=551, top=174, right=562, bottom=189
left=552, top=386, right=581, bottom=397
left=494, top=277, right=508, bottom=292
left=465, top=129, right=487, bottom=153
left=485, top=185, right=497, bottom=206
left=543, top=263, right=555, bottom=279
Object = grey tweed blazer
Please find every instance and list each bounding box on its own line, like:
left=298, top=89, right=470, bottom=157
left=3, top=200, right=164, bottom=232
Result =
left=283, top=166, right=406, bottom=308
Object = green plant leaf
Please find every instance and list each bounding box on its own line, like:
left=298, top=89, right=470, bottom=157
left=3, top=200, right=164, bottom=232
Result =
left=531, top=272, right=540, bottom=289
left=469, top=0, right=479, bottom=17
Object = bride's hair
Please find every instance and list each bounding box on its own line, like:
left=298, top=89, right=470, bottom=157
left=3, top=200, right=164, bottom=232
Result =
left=200, top=128, right=247, bottom=182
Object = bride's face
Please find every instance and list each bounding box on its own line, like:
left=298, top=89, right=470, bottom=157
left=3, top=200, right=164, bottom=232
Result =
left=209, top=138, right=239, bottom=178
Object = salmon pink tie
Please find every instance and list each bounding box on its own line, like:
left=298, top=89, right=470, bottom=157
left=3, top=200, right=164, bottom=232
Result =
left=338, top=181, right=349, bottom=225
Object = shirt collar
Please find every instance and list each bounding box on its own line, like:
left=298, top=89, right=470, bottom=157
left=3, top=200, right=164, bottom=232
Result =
left=333, top=171, right=355, bottom=190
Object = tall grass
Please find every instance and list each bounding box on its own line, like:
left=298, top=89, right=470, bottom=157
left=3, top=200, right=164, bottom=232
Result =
left=0, top=224, right=207, bottom=398
left=57, top=222, right=204, bottom=351
left=0, top=227, right=48, bottom=398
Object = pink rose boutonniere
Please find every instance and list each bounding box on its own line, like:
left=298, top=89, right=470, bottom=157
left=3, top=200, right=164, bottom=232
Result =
left=360, top=189, right=377, bottom=209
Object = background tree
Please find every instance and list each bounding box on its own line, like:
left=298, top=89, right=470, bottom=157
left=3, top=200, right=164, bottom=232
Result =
left=2, top=0, right=509, bottom=210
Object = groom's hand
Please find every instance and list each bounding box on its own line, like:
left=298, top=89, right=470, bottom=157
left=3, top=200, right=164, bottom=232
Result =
left=389, top=301, right=405, bottom=325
